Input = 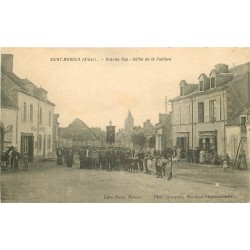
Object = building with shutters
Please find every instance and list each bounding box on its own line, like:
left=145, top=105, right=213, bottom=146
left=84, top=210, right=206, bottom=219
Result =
left=1, top=54, right=56, bottom=161
left=170, top=62, right=250, bottom=161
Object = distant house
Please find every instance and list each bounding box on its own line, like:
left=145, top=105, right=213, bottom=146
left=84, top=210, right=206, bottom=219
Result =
left=59, top=118, right=106, bottom=147
left=155, top=113, right=172, bottom=152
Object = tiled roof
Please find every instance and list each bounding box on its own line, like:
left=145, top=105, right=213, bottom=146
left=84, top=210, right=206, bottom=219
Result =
left=1, top=67, right=55, bottom=106
left=1, top=91, right=18, bottom=109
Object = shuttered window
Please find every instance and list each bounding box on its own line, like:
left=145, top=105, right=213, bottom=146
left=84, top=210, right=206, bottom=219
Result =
left=198, top=102, right=204, bottom=123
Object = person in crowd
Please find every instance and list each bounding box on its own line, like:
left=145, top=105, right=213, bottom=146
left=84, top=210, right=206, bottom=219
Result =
left=137, top=149, right=144, bottom=171
left=56, top=148, right=63, bottom=166
left=205, top=150, right=210, bottom=164
left=176, top=147, right=181, bottom=162
left=212, top=152, right=219, bottom=165
left=91, top=148, right=99, bottom=169
left=156, top=156, right=163, bottom=178
left=12, top=148, right=21, bottom=171
left=23, top=153, right=30, bottom=171
left=186, top=147, right=193, bottom=163
left=222, top=157, right=229, bottom=171
left=225, top=154, right=231, bottom=168
left=162, top=156, right=168, bottom=176
left=199, top=148, right=205, bottom=164
left=65, top=150, right=73, bottom=168
left=1, top=150, right=8, bottom=171
left=166, top=157, right=172, bottom=180
left=106, top=148, right=112, bottom=171
left=78, top=148, right=85, bottom=169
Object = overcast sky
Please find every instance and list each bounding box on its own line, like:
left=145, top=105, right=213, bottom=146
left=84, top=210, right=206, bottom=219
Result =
left=2, top=48, right=250, bottom=130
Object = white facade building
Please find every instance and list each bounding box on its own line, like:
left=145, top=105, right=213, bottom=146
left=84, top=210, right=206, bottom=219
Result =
left=1, top=54, right=55, bottom=160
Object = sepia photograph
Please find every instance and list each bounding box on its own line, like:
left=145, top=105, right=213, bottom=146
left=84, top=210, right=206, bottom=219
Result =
left=1, top=47, right=250, bottom=203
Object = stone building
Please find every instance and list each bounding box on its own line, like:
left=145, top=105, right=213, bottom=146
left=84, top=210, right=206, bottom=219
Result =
left=1, top=54, right=56, bottom=161
left=170, top=62, right=250, bottom=161
left=155, top=113, right=172, bottom=151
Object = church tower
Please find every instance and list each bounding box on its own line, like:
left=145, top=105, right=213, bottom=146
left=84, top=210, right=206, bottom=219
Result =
left=125, top=110, right=134, bottom=132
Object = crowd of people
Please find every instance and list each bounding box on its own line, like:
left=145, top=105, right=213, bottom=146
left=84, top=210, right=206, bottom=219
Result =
left=172, top=146, right=248, bottom=170
left=1, top=145, right=247, bottom=173
left=1, top=146, right=22, bottom=171
left=56, top=146, right=174, bottom=180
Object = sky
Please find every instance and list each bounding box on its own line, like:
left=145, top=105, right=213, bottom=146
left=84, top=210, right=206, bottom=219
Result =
left=2, top=48, right=250, bottom=130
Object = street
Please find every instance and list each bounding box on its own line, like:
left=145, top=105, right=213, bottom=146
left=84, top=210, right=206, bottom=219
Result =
left=1, top=160, right=249, bottom=203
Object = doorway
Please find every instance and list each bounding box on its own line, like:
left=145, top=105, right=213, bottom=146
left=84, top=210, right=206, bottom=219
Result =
left=21, top=133, right=34, bottom=162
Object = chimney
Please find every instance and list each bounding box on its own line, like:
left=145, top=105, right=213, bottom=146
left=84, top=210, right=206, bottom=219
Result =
left=1, top=54, right=14, bottom=72
left=215, top=64, right=229, bottom=73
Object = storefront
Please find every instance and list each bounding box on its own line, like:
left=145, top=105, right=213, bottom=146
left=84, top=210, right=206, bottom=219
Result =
left=176, top=132, right=189, bottom=158
left=198, top=130, right=217, bottom=153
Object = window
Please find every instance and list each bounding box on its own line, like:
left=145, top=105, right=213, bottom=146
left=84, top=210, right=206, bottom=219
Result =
left=175, top=105, right=181, bottom=124
left=210, top=77, right=215, bottom=88
left=209, top=100, right=216, bottom=122
left=23, top=102, right=27, bottom=121
left=198, top=102, right=204, bottom=122
left=47, top=135, right=51, bottom=150
left=30, top=104, right=33, bottom=122
left=180, top=86, right=184, bottom=96
left=39, top=107, right=43, bottom=124
left=199, top=81, right=204, bottom=91
left=38, top=135, right=42, bottom=151
left=240, top=116, right=247, bottom=134
left=49, top=111, right=52, bottom=126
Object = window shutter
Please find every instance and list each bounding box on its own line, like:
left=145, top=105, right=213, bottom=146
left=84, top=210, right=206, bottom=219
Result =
left=193, top=102, right=198, bottom=123
left=215, top=98, right=220, bottom=121
left=21, top=103, right=24, bottom=120
left=204, top=100, right=209, bottom=122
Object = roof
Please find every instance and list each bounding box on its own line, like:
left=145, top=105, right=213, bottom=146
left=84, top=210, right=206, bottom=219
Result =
left=127, top=109, right=133, bottom=120
left=155, top=116, right=172, bottom=129
left=170, top=61, right=250, bottom=103
left=1, top=67, right=55, bottom=106
left=1, top=91, right=18, bottom=109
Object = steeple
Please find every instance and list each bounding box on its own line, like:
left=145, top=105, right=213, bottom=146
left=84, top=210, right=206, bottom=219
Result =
left=127, top=109, right=133, bottom=120
left=125, top=109, right=134, bottom=131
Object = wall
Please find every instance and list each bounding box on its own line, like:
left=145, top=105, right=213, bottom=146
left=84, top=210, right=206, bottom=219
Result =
left=1, top=108, right=18, bottom=150
left=17, top=91, right=54, bottom=158
left=226, top=126, right=241, bottom=160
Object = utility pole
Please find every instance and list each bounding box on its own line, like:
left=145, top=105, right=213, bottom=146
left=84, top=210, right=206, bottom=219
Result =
left=165, top=96, right=168, bottom=114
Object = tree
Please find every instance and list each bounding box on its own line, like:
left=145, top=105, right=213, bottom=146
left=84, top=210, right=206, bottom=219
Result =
left=148, top=136, right=156, bottom=148
left=131, top=133, right=147, bottom=148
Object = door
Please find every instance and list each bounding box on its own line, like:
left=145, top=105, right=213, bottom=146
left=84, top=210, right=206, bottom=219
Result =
left=43, top=135, right=46, bottom=157
left=28, top=136, right=34, bottom=162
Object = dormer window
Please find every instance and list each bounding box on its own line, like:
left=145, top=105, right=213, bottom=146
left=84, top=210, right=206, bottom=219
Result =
left=179, top=80, right=187, bottom=96
left=180, top=86, right=184, bottom=96
left=210, top=77, right=215, bottom=88
left=199, top=81, right=204, bottom=91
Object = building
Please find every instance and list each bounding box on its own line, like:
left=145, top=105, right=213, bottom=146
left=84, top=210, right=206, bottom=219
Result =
left=155, top=113, right=172, bottom=151
left=116, top=110, right=135, bottom=148
left=53, top=114, right=60, bottom=152
left=124, top=109, right=134, bottom=132
left=170, top=62, right=250, bottom=161
left=1, top=91, right=19, bottom=151
left=1, top=54, right=56, bottom=160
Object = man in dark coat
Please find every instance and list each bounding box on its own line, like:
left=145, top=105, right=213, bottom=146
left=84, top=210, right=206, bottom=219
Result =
left=12, top=148, right=21, bottom=171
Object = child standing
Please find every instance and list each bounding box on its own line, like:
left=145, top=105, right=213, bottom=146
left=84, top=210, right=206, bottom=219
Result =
left=222, top=158, right=229, bottom=171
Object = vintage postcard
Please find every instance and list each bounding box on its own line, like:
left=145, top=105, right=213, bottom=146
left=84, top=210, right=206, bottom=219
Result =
left=1, top=47, right=250, bottom=203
